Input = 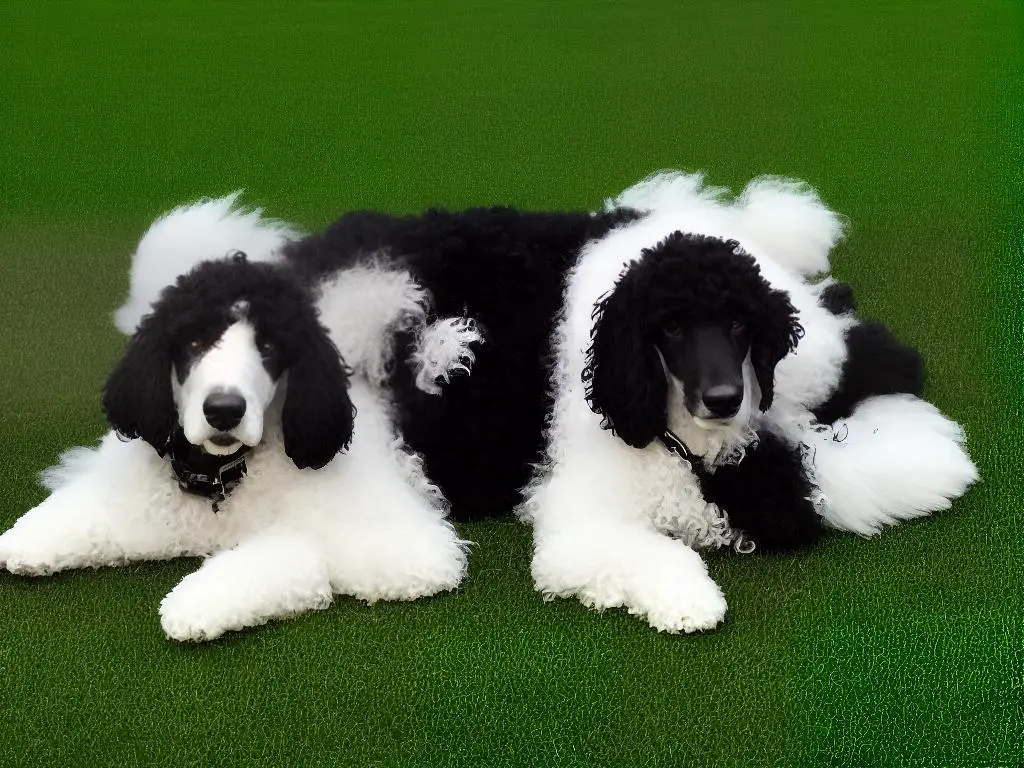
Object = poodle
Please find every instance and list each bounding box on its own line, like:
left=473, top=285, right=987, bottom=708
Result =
left=292, top=173, right=978, bottom=634
left=0, top=199, right=470, bottom=642
left=521, top=172, right=979, bottom=632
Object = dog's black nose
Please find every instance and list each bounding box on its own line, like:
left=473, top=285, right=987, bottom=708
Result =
left=203, top=392, right=247, bottom=431
left=702, top=385, right=743, bottom=418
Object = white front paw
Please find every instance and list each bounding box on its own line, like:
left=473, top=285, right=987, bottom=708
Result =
left=335, top=522, right=469, bottom=603
left=0, top=526, right=65, bottom=576
left=534, top=537, right=727, bottom=634
left=626, top=565, right=728, bottom=634
left=159, top=578, right=236, bottom=642
left=159, top=555, right=335, bottom=643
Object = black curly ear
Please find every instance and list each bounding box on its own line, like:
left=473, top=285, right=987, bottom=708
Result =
left=583, top=284, right=667, bottom=449
left=752, top=288, right=804, bottom=411
left=282, top=324, right=354, bottom=470
left=102, top=315, right=177, bottom=453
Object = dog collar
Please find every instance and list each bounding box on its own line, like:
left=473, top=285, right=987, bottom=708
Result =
left=167, top=429, right=250, bottom=512
left=660, top=429, right=699, bottom=465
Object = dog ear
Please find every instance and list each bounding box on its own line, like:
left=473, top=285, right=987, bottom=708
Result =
left=102, top=315, right=177, bottom=452
left=752, top=288, right=804, bottom=411
left=583, top=283, right=667, bottom=449
left=282, top=322, right=355, bottom=470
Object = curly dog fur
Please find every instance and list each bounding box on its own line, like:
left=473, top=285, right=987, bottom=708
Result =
left=0, top=203, right=469, bottom=642
left=521, top=172, right=978, bottom=632
left=0, top=173, right=980, bottom=639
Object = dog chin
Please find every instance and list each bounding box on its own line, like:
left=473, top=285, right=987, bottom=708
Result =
left=201, top=434, right=247, bottom=455
left=692, top=415, right=737, bottom=431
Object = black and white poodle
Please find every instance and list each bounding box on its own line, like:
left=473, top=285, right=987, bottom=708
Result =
left=0, top=196, right=469, bottom=641
left=286, top=172, right=977, bottom=633
left=522, top=172, right=978, bottom=631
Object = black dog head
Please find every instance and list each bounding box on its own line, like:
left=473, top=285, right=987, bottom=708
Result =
left=583, top=232, right=803, bottom=449
left=103, top=254, right=354, bottom=470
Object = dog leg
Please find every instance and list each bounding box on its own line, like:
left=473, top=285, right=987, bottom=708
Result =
left=320, top=479, right=469, bottom=603
left=527, top=460, right=727, bottom=634
left=801, top=394, right=979, bottom=536
left=308, top=381, right=469, bottom=603
left=0, top=433, right=213, bottom=575
left=159, top=527, right=332, bottom=642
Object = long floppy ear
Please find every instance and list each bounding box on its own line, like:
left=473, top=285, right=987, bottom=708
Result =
left=102, top=315, right=177, bottom=453
left=282, top=324, right=355, bottom=470
left=582, top=284, right=667, bottom=449
left=752, top=288, right=804, bottom=411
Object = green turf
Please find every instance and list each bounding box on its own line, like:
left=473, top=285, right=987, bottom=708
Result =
left=1, top=1, right=1021, bottom=765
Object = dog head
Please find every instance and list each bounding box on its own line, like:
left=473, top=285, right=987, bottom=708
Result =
left=103, top=254, right=354, bottom=470
left=583, top=232, right=803, bottom=452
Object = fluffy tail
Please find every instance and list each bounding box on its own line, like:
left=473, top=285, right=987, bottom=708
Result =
left=732, top=177, right=845, bottom=277
left=805, top=394, right=979, bottom=536
left=113, top=192, right=300, bottom=334
left=607, top=171, right=843, bottom=277
left=604, top=170, right=728, bottom=215
left=410, top=316, right=485, bottom=395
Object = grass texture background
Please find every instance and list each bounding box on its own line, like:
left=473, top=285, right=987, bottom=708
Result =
left=1, top=1, right=1021, bottom=765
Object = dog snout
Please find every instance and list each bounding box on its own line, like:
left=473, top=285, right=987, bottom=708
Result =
left=203, top=391, right=247, bottom=431
left=701, top=384, right=743, bottom=418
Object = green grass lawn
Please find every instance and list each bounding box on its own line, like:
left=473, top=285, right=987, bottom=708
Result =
left=1, top=1, right=1021, bottom=765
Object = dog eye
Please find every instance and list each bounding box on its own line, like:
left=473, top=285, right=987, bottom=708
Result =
left=664, top=322, right=683, bottom=339
left=731, top=319, right=746, bottom=332
left=187, top=339, right=205, bottom=352
left=259, top=340, right=275, bottom=355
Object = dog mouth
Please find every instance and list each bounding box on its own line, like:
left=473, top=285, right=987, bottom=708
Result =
left=202, top=432, right=245, bottom=454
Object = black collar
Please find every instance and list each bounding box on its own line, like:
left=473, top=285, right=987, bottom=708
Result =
left=167, top=429, right=250, bottom=512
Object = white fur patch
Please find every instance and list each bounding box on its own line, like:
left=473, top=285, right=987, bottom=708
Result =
left=603, top=169, right=729, bottom=214
left=173, top=321, right=277, bottom=453
left=797, top=395, right=979, bottom=536
left=411, top=317, right=485, bottom=395
left=605, top=170, right=844, bottom=278
left=114, top=192, right=299, bottom=335
left=314, top=262, right=430, bottom=387
left=733, top=176, right=845, bottom=277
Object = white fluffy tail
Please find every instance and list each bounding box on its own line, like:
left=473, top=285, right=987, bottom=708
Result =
left=606, top=170, right=843, bottom=278
left=806, top=395, right=979, bottom=536
left=733, top=177, right=845, bottom=277
left=113, top=192, right=300, bottom=334
left=411, top=317, right=485, bottom=395
left=603, top=170, right=728, bottom=215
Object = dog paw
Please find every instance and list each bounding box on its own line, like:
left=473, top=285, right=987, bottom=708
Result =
left=335, top=522, right=469, bottom=603
left=625, top=569, right=728, bottom=634
left=534, top=536, right=727, bottom=634
left=0, top=528, right=63, bottom=576
left=159, top=552, right=334, bottom=642
left=159, top=575, right=240, bottom=642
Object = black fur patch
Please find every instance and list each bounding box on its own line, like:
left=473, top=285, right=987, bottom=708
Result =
left=812, top=321, right=924, bottom=424
left=818, top=281, right=857, bottom=315
left=698, top=431, right=823, bottom=552
left=285, top=206, right=640, bottom=519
